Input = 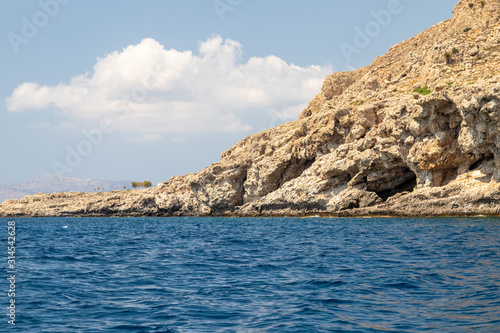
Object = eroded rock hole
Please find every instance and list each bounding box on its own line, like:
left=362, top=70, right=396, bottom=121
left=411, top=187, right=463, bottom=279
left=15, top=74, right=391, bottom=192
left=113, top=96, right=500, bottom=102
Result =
left=375, top=168, right=417, bottom=201
left=277, top=157, right=316, bottom=188
left=441, top=167, right=459, bottom=186
left=236, top=172, right=248, bottom=206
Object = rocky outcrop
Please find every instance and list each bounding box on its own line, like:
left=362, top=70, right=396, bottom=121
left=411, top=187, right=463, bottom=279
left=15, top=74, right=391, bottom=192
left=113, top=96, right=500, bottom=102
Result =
left=3, top=0, right=500, bottom=218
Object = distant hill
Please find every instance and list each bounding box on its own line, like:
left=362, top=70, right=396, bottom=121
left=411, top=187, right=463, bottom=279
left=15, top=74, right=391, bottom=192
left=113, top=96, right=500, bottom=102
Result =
left=0, top=175, right=132, bottom=203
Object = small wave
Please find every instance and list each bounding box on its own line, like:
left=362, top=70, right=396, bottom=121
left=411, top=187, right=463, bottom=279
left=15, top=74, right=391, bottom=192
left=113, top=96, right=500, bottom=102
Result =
left=15, top=216, right=500, bottom=332
left=383, top=282, right=420, bottom=290
left=303, top=279, right=345, bottom=288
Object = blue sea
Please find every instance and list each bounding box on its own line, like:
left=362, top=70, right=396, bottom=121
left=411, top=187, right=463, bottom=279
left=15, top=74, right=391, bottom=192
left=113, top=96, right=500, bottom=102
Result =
left=1, top=217, right=500, bottom=332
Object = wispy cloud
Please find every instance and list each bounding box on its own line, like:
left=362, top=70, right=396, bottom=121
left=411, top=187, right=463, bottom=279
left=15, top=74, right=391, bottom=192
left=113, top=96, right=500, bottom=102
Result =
left=6, top=35, right=332, bottom=134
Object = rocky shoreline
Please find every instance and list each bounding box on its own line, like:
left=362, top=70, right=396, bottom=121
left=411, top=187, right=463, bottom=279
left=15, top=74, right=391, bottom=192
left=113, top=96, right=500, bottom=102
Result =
left=3, top=0, right=500, bottom=218
left=2, top=158, right=499, bottom=218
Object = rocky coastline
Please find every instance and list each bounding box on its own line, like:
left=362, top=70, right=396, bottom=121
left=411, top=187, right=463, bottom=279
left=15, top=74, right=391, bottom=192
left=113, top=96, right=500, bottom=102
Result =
left=3, top=0, right=500, bottom=218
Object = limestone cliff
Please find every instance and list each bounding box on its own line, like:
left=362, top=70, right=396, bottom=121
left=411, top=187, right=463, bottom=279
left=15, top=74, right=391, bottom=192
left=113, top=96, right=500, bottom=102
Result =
left=3, top=0, right=500, bottom=217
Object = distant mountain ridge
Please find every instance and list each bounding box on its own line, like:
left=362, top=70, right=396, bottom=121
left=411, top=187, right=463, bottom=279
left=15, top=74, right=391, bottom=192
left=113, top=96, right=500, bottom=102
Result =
left=0, top=175, right=132, bottom=203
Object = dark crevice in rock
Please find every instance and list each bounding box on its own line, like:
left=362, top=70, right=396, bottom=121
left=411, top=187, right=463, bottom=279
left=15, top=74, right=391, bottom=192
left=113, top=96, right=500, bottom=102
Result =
left=277, top=157, right=317, bottom=189
left=375, top=168, right=417, bottom=201
left=304, top=158, right=316, bottom=170
left=476, top=197, right=500, bottom=205
left=469, top=159, right=484, bottom=171
left=208, top=204, right=227, bottom=214
left=236, top=171, right=248, bottom=206
left=344, top=200, right=360, bottom=210
left=469, top=154, right=493, bottom=170
left=158, top=203, right=182, bottom=215
left=441, top=167, right=459, bottom=186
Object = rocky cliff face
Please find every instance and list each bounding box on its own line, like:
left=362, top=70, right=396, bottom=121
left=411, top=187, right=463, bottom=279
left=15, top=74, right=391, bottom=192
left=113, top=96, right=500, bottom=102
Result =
left=3, top=0, right=500, bottom=217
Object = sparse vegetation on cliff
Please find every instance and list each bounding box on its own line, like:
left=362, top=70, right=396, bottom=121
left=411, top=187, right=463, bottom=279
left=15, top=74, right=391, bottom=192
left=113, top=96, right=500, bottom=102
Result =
left=132, top=181, right=153, bottom=189
left=412, top=87, right=433, bottom=95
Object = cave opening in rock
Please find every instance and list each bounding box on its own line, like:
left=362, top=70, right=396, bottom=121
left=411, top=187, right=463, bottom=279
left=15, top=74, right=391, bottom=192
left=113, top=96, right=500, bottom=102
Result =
left=375, top=168, right=417, bottom=201
left=277, top=157, right=317, bottom=189
left=441, top=167, right=459, bottom=186
left=237, top=172, right=248, bottom=206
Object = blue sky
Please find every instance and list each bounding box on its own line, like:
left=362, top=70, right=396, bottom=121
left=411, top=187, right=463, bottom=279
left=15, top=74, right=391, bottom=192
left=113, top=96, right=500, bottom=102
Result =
left=0, top=0, right=457, bottom=184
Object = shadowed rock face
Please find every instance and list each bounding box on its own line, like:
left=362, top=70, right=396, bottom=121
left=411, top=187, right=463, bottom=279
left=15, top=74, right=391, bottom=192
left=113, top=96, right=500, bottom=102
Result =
left=3, top=0, right=500, bottom=218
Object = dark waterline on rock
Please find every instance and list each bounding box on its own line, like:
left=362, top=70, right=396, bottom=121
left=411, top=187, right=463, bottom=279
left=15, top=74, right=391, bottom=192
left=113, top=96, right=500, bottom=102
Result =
left=2, top=217, right=500, bottom=332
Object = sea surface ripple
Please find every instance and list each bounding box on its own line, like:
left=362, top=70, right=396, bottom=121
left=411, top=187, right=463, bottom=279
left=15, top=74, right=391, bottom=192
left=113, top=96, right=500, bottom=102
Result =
left=2, top=217, right=500, bottom=332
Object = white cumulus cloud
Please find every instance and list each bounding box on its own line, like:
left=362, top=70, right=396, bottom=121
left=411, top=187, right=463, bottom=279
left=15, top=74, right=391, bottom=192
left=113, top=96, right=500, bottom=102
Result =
left=6, top=35, right=332, bottom=135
